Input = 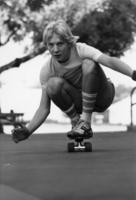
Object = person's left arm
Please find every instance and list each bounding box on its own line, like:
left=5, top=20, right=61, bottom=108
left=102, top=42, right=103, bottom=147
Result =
left=77, top=42, right=136, bottom=80
left=97, top=53, right=133, bottom=78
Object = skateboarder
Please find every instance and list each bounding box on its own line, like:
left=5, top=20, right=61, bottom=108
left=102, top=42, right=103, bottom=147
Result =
left=12, top=19, right=136, bottom=143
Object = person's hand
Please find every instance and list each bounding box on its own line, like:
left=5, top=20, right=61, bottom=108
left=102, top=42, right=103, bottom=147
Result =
left=132, top=70, right=136, bottom=81
left=12, top=126, right=31, bottom=143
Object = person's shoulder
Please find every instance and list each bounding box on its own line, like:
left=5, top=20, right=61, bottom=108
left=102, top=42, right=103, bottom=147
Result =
left=42, top=52, right=51, bottom=68
left=76, top=42, right=103, bottom=61
left=76, top=42, right=91, bottom=57
left=76, top=42, right=90, bottom=53
left=40, top=52, right=52, bottom=85
left=76, top=42, right=89, bottom=47
left=76, top=42, right=94, bottom=50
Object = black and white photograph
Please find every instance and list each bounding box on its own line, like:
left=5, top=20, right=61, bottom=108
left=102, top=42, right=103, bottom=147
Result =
left=0, top=0, right=136, bottom=199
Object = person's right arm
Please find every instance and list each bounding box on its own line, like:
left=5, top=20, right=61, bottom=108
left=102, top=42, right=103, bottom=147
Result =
left=12, top=86, right=51, bottom=143
left=26, top=56, right=52, bottom=134
left=26, top=85, right=51, bottom=134
left=12, top=56, right=52, bottom=143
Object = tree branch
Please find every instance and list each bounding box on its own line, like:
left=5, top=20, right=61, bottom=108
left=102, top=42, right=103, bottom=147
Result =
left=0, top=30, right=17, bottom=47
left=0, top=46, right=46, bottom=74
left=0, top=1, right=12, bottom=9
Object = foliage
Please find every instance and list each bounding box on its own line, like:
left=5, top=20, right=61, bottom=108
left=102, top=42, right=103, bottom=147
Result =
left=0, top=0, right=136, bottom=74
left=0, top=0, right=85, bottom=51
left=26, top=0, right=54, bottom=11
left=2, top=0, right=136, bottom=57
left=73, top=0, right=136, bottom=57
left=1, top=0, right=25, bottom=44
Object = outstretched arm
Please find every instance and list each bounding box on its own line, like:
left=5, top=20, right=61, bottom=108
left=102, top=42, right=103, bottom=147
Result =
left=12, top=56, right=52, bottom=143
left=26, top=87, right=51, bottom=134
left=97, top=53, right=133, bottom=78
left=77, top=43, right=135, bottom=80
left=12, top=87, right=51, bottom=143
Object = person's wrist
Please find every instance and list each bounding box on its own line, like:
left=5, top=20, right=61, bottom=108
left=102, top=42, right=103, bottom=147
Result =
left=26, top=126, right=33, bottom=135
left=132, top=70, right=136, bottom=81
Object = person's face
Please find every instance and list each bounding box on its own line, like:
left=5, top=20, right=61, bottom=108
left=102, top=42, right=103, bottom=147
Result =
left=47, top=33, right=71, bottom=63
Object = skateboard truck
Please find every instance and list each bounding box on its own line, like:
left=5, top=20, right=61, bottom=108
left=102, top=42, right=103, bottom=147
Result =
left=67, top=136, right=92, bottom=153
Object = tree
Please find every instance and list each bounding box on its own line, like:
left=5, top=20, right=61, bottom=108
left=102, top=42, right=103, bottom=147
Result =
left=0, top=0, right=87, bottom=73
left=26, top=0, right=54, bottom=11
left=0, top=0, right=85, bottom=49
left=0, top=0, right=136, bottom=74
left=0, top=0, right=57, bottom=45
left=73, top=0, right=136, bottom=57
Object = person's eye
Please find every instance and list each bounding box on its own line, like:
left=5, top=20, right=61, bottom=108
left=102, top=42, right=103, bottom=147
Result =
left=48, top=43, right=53, bottom=48
left=58, top=42, right=64, bottom=47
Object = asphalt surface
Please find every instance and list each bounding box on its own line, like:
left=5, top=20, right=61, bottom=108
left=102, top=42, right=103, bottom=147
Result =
left=0, top=131, right=136, bottom=200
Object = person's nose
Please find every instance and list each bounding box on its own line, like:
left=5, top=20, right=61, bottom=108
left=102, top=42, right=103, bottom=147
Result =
left=53, top=45, right=59, bottom=53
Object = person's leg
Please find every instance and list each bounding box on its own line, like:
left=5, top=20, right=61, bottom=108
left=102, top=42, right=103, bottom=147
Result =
left=72, top=59, right=101, bottom=137
left=81, top=59, right=101, bottom=122
left=73, top=59, right=115, bottom=137
left=94, top=78, right=115, bottom=113
left=46, top=77, right=81, bottom=127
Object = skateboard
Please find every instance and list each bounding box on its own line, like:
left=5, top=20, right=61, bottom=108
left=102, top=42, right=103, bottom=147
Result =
left=67, top=135, right=92, bottom=152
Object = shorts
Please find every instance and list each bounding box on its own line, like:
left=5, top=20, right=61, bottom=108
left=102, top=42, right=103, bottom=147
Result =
left=94, top=80, right=115, bottom=112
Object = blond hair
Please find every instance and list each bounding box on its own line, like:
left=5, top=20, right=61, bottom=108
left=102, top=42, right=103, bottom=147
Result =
left=43, top=19, right=79, bottom=46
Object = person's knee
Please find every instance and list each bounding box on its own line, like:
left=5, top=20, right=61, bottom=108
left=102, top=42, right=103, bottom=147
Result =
left=82, top=59, right=98, bottom=75
left=46, top=77, right=64, bottom=97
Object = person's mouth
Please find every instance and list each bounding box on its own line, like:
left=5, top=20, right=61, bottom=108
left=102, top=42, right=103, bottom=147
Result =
left=54, top=54, right=61, bottom=57
left=54, top=54, right=61, bottom=59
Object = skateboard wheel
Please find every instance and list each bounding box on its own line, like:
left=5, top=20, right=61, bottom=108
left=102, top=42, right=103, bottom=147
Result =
left=67, top=142, right=75, bottom=152
left=84, top=142, right=92, bottom=152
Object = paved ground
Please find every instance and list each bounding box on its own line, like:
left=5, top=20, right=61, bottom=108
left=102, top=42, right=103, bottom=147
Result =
left=0, top=131, right=136, bottom=200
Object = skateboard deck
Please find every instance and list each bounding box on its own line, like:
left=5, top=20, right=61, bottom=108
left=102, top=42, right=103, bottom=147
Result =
left=67, top=135, right=92, bottom=152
